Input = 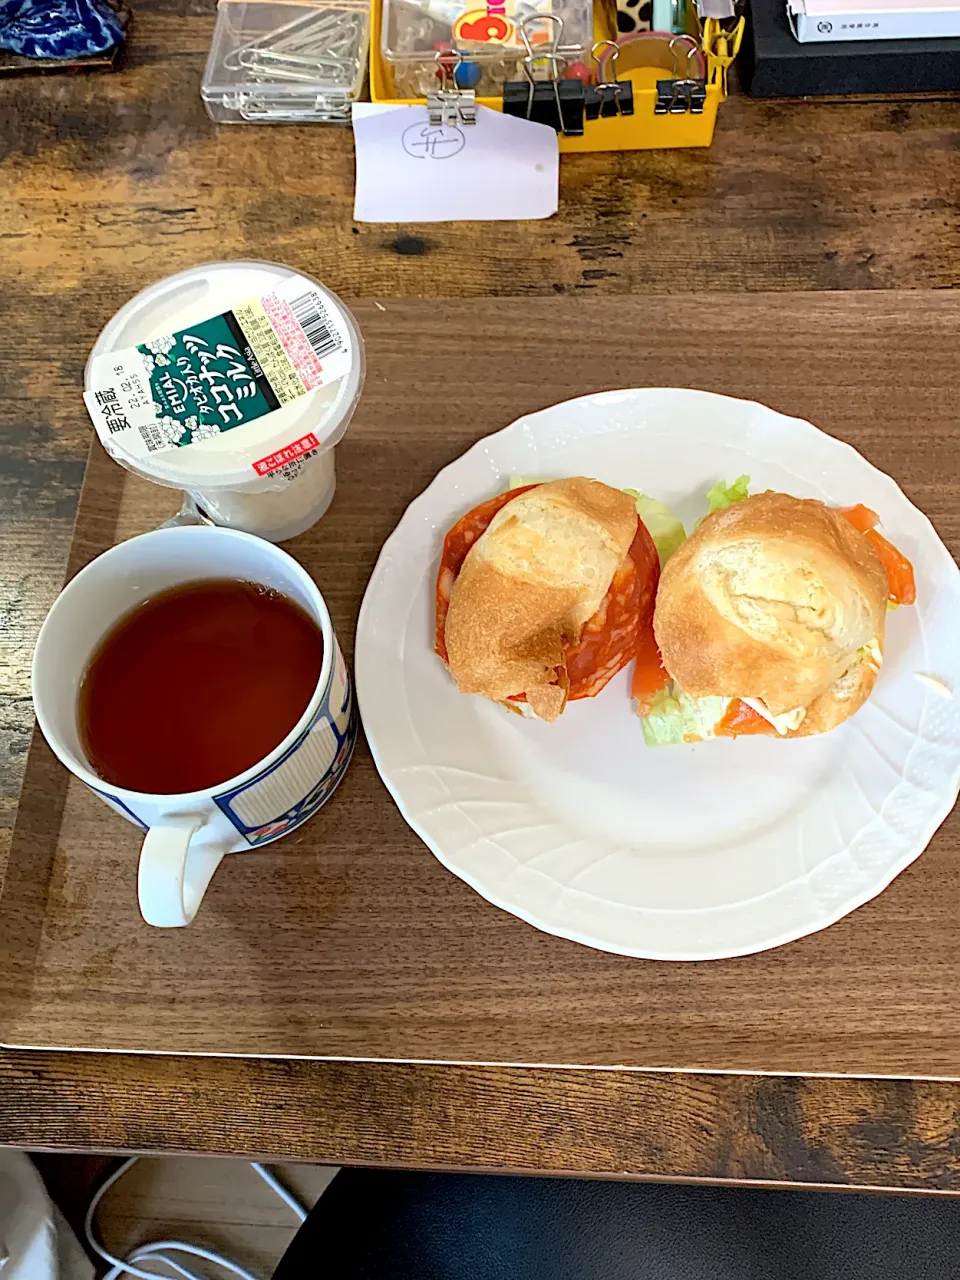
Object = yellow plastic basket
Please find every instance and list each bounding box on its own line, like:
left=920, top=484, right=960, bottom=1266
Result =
left=368, top=1, right=743, bottom=152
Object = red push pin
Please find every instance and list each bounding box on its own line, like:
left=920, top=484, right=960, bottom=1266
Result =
left=433, top=41, right=455, bottom=82
left=565, top=60, right=591, bottom=83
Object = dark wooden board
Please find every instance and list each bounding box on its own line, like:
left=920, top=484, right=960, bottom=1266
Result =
left=6, top=1051, right=960, bottom=1195
left=3, top=292, right=960, bottom=1076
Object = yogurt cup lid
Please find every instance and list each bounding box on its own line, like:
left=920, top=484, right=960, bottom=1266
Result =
left=84, top=260, right=364, bottom=491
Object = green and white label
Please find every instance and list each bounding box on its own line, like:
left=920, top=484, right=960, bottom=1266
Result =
left=84, top=276, right=352, bottom=459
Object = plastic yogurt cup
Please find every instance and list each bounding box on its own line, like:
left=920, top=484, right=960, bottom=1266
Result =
left=84, top=260, right=365, bottom=542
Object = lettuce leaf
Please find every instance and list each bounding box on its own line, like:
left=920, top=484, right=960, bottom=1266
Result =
left=624, top=490, right=686, bottom=567
left=705, top=474, right=750, bottom=514
left=640, top=686, right=731, bottom=746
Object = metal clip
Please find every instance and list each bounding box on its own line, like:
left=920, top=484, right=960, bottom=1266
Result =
left=585, top=39, right=634, bottom=119
left=427, top=48, right=477, bottom=126
left=519, top=13, right=565, bottom=124
left=502, top=14, right=584, bottom=136
left=655, top=37, right=707, bottom=113
left=654, top=76, right=706, bottom=113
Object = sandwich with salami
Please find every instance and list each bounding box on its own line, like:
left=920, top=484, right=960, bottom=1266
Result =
left=435, top=478, right=660, bottom=721
left=636, top=483, right=917, bottom=742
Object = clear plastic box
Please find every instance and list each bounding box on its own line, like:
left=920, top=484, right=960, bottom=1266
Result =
left=202, top=0, right=370, bottom=124
left=380, top=0, right=594, bottom=98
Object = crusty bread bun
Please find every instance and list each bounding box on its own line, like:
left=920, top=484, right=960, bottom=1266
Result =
left=787, top=649, right=881, bottom=736
left=654, top=491, right=888, bottom=727
left=443, top=478, right=638, bottom=721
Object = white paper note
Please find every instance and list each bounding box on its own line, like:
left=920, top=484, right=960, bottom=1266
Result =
left=352, top=103, right=559, bottom=223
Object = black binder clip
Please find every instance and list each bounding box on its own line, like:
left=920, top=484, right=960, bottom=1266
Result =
left=654, top=75, right=706, bottom=114
left=501, top=13, right=585, bottom=137
left=584, top=39, right=634, bottom=119
left=654, top=37, right=707, bottom=114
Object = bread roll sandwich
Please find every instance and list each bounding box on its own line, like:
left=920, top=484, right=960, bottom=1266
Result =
left=435, top=478, right=660, bottom=721
left=638, top=489, right=916, bottom=742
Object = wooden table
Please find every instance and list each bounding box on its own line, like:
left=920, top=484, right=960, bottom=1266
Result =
left=2, top=0, right=960, bottom=1190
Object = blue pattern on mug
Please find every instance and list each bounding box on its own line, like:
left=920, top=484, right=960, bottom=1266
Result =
left=88, top=785, right=148, bottom=830
left=214, top=643, right=356, bottom=846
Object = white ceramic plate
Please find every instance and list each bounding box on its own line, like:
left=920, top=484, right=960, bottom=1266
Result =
left=355, top=389, right=960, bottom=960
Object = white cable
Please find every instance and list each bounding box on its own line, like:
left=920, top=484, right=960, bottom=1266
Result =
left=104, top=1242, right=210, bottom=1280
left=85, top=1155, right=310, bottom=1280
left=250, top=1164, right=308, bottom=1224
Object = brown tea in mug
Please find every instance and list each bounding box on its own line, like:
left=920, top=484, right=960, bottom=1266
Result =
left=78, top=579, right=324, bottom=795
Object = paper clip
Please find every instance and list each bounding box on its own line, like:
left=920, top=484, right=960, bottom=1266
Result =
left=221, top=5, right=365, bottom=87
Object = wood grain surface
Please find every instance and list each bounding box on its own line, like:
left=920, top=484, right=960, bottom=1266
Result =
left=1, top=0, right=958, bottom=306
left=3, top=294, right=960, bottom=1081
left=2, top=11, right=960, bottom=1182
left=10, top=1053, right=960, bottom=1194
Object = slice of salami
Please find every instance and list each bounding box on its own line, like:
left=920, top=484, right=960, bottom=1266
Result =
left=435, top=486, right=661, bottom=705
left=566, top=519, right=660, bottom=701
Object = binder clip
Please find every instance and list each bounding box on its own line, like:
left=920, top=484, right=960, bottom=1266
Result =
left=427, top=48, right=477, bottom=126
left=584, top=40, right=634, bottom=119
left=501, top=14, right=585, bottom=137
left=654, top=36, right=706, bottom=114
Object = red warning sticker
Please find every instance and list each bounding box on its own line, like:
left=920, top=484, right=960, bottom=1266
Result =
left=252, top=432, right=320, bottom=477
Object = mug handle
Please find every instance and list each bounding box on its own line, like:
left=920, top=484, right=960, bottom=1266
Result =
left=137, top=818, right=226, bottom=928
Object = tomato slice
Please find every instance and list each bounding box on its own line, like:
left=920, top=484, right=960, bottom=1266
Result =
left=631, top=621, right=669, bottom=713
left=623, top=517, right=667, bottom=713
left=714, top=699, right=773, bottom=737
left=863, top=528, right=916, bottom=606
left=626, top=516, right=666, bottom=713
left=838, top=503, right=880, bottom=534
left=837, top=505, right=916, bottom=606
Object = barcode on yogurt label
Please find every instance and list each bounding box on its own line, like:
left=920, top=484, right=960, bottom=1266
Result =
left=288, top=291, right=341, bottom=361
left=261, top=278, right=352, bottom=395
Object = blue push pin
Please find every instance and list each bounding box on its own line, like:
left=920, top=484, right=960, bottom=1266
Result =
left=454, top=60, right=482, bottom=89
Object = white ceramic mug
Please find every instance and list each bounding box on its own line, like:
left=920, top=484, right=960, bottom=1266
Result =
left=32, top=526, right=356, bottom=928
